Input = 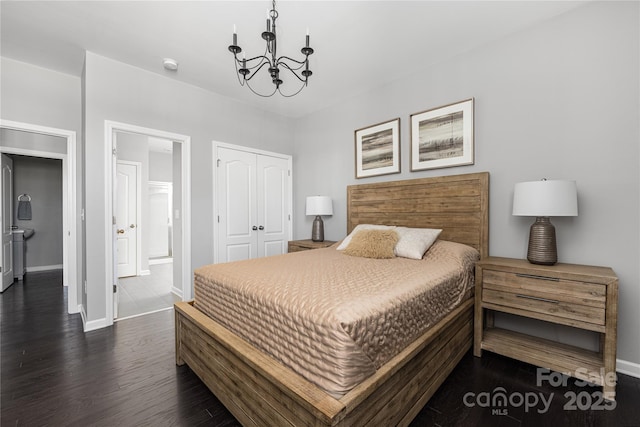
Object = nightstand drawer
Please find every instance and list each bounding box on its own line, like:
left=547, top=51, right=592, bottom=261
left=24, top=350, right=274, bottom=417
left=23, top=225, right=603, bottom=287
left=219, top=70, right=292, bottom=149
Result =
left=482, top=269, right=606, bottom=327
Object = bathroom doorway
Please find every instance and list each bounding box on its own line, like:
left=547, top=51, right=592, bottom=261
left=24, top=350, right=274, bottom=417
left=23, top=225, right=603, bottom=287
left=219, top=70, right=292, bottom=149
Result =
left=0, top=120, right=78, bottom=314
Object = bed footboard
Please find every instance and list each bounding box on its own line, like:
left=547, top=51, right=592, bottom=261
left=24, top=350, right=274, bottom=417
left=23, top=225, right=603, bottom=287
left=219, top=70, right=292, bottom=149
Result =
left=175, top=298, right=473, bottom=426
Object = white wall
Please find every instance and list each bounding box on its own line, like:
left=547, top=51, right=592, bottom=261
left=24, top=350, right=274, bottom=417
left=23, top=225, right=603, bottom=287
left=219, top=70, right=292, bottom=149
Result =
left=293, top=2, right=640, bottom=369
left=0, top=57, right=83, bottom=312
left=83, top=52, right=295, bottom=323
left=149, top=151, right=172, bottom=182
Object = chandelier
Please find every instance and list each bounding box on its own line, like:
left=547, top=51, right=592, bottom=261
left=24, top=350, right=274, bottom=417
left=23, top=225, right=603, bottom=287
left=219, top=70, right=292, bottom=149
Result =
left=228, top=0, right=314, bottom=97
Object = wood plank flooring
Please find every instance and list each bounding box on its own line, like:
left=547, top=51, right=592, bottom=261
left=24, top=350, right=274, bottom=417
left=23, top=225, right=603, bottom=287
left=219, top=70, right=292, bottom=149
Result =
left=2, top=270, right=639, bottom=426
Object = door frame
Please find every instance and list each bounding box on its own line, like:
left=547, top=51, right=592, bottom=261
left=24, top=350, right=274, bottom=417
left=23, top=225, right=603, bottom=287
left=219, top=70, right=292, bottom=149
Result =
left=1, top=154, right=14, bottom=290
left=0, top=119, right=78, bottom=314
left=212, top=141, right=292, bottom=264
left=116, top=160, right=142, bottom=277
left=105, top=121, right=191, bottom=323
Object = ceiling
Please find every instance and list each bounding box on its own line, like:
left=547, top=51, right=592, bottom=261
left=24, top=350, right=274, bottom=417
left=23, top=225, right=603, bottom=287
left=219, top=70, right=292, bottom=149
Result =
left=1, top=1, right=587, bottom=118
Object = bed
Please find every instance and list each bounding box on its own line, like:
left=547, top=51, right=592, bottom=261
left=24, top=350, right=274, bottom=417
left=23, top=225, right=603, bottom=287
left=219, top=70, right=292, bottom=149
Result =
left=175, top=171, right=489, bottom=426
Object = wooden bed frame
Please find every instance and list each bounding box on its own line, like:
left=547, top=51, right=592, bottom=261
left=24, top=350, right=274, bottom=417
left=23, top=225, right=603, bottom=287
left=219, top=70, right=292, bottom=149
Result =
left=175, top=171, right=489, bottom=426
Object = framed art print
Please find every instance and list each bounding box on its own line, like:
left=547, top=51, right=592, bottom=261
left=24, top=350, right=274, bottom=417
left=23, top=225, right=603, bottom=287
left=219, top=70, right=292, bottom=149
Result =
left=410, top=98, right=474, bottom=171
left=355, top=118, right=400, bottom=178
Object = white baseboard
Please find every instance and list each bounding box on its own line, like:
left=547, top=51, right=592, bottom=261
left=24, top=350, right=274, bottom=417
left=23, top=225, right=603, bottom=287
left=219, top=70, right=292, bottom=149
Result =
left=140, top=269, right=151, bottom=276
left=83, top=316, right=110, bottom=332
left=80, top=304, right=86, bottom=329
left=617, top=358, right=640, bottom=379
left=26, top=264, right=63, bottom=272
left=171, top=286, right=183, bottom=299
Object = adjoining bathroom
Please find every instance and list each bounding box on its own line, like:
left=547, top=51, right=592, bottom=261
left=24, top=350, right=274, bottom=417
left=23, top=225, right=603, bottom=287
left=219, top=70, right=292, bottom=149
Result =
left=1, top=153, right=63, bottom=290
left=1, top=128, right=65, bottom=293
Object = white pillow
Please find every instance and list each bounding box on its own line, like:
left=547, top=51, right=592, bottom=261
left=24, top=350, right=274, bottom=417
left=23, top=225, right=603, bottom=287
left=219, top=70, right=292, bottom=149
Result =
left=336, top=224, right=396, bottom=250
left=394, top=227, right=442, bottom=260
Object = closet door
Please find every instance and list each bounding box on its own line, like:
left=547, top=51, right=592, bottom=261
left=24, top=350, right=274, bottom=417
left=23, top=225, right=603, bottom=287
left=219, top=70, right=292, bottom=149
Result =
left=218, top=147, right=257, bottom=263
left=256, top=155, right=289, bottom=257
left=216, top=146, right=291, bottom=263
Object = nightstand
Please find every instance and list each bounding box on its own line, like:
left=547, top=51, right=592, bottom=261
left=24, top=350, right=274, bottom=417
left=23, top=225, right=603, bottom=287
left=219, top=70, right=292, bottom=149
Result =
left=474, top=257, right=618, bottom=399
left=288, top=239, right=336, bottom=253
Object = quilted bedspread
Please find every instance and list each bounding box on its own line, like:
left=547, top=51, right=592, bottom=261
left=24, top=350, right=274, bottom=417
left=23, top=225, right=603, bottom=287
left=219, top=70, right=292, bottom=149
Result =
left=194, top=239, right=478, bottom=398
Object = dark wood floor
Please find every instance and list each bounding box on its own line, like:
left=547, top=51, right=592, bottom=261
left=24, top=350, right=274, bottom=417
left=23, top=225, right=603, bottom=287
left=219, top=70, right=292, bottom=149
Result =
left=2, top=271, right=639, bottom=426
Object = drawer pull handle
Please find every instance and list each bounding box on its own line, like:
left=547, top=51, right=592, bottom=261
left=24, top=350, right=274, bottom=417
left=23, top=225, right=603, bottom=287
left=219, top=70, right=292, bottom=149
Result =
left=516, top=294, right=559, bottom=304
left=516, top=273, right=559, bottom=282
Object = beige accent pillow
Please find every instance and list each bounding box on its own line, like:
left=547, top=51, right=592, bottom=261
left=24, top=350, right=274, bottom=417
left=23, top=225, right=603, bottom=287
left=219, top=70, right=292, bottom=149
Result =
left=394, top=227, right=442, bottom=260
left=343, top=229, right=399, bottom=259
left=336, top=224, right=396, bottom=250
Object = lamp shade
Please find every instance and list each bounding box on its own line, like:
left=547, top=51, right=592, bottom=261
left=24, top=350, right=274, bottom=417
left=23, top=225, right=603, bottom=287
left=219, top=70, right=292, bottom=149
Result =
left=513, top=180, right=578, bottom=217
left=306, top=196, right=333, bottom=216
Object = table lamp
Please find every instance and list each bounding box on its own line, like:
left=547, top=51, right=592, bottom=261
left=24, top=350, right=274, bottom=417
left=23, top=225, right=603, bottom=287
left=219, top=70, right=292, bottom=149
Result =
left=512, top=179, right=578, bottom=265
left=306, top=196, right=333, bottom=242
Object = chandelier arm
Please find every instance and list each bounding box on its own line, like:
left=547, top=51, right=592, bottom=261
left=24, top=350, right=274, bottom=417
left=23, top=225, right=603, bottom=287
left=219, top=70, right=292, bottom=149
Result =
left=243, top=61, right=274, bottom=82
left=277, top=80, right=308, bottom=98
left=241, top=45, right=271, bottom=70
left=243, top=55, right=272, bottom=71
left=246, top=78, right=278, bottom=97
left=233, top=58, right=247, bottom=86
left=277, top=55, right=308, bottom=67
left=279, top=63, right=308, bottom=83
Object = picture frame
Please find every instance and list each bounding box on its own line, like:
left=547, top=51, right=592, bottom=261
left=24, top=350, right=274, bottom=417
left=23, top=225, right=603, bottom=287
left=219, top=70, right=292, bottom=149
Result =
left=410, top=98, right=474, bottom=171
left=355, top=118, right=401, bottom=179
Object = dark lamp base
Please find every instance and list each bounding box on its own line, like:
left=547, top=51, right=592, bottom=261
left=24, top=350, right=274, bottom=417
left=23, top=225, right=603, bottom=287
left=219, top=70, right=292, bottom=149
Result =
left=527, top=217, right=557, bottom=265
left=311, top=215, right=324, bottom=242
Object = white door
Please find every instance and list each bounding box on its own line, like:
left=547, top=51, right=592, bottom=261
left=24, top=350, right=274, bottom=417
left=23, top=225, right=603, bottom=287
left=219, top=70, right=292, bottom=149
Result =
left=216, top=146, right=291, bottom=263
left=257, top=155, right=289, bottom=257
left=116, top=162, right=139, bottom=278
left=1, top=154, right=14, bottom=291
left=217, top=148, right=257, bottom=263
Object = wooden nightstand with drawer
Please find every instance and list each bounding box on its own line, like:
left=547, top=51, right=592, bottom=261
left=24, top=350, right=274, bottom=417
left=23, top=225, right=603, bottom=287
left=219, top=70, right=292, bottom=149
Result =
left=288, top=239, right=336, bottom=253
left=474, top=257, right=618, bottom=399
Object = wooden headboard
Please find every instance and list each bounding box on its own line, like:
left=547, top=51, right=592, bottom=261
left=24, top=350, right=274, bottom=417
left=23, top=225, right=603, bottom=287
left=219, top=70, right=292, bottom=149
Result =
left=347, top=172, right=489, bottom=259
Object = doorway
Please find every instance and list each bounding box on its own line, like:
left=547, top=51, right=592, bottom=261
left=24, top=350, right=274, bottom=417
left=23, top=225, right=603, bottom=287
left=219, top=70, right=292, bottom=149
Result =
left=0, top=120, right=78, bottom=314
left=105, top=121, right=191, bottom=323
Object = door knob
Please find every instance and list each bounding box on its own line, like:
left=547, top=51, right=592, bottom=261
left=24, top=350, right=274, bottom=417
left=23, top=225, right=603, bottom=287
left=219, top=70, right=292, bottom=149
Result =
left=258, top=225, right=264, bottom=230
left=130, top=224, right=136, bottom=228
left=117, top=229, right=125, bottom=234
left=252, top=226, right=258, bottom=230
